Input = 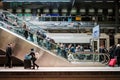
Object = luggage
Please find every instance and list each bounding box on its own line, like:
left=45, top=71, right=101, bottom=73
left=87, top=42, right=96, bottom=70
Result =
left=109, top=58, right=117, bottom=67
left=24, top=54, right=32, bottom=60
left=24, top=59, right=31, bottom=69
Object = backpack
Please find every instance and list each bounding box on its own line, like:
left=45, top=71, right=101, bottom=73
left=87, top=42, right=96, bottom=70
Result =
left=24, top=54, right=32, bottom=60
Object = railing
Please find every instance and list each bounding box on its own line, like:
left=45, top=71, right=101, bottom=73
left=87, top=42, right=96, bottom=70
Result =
left=67, top=52, right=110, bottom=63
left=0, top=11, right=110, bottom=64
left=27, top=21, right=97, bottom=30
left=16, top=15, right=97, bottom=28
left=0, top=10, right=47, bottom=33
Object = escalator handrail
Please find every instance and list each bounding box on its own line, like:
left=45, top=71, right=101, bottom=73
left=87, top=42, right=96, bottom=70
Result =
left=1, top=10, right=48, bottom=33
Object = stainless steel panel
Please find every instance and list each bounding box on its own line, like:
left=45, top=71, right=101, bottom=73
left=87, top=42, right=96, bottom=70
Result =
left=0, top=28, right=73, bottom=67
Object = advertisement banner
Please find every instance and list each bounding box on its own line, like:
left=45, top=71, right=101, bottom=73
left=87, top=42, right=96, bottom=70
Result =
left=92, top=25, right=100, bottom=39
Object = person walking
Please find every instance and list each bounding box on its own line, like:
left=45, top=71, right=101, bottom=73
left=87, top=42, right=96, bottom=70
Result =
left=114, top=44, right=120, bottom=67
left=5, top=43, right=13, bottom=68
left=29, top=48, right=39, bottom=69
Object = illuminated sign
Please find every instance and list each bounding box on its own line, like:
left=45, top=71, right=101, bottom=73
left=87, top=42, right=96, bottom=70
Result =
left=3, top=0, right=71, bottom=2
left=76, top=16, right=81, bottom=21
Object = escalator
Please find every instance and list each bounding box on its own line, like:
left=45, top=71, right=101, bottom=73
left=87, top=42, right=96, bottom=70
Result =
left=0, top=25, right=72, bottom=67
left=0, top=10, right=110, bottom=67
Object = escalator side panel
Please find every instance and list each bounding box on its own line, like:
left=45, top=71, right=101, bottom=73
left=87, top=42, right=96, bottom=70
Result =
left=0, top=27, right=73, bottom=67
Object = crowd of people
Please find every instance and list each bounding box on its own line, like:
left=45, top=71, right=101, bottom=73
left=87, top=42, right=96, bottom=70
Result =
left=56, top=43, right=89, bottom=59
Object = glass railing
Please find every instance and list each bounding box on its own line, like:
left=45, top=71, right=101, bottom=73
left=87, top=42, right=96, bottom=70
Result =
left=0, top=10, right=110, bottom=64
left=0, top=10, right=47, bottom=33
left=23, top=19, right=97, bottom=28
left=68, top=52, right=110, bottom=63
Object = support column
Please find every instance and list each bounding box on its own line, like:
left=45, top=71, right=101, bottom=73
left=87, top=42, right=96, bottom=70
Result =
left=115, top=0, right=119, bottom=33
left=103, top=9, right=107, bottom=22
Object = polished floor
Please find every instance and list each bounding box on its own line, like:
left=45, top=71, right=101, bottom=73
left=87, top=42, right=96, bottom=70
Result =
left=0, top=66, right=120, bottom=72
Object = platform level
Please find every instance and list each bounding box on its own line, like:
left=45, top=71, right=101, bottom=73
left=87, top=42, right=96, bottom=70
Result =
left=0, top=66, right=120, bottom=72
left=0, top=67, right=120, bottom=80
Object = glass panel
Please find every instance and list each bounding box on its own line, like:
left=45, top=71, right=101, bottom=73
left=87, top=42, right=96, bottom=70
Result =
left=98, top=9, right=103, bottom=13
left=52, top=9, right=58, bottom=13
left=25, top=9, right=31, bottom=13
left=51, top=17, right=57, bottom=21
left=16, top=9, right=22, bottom=13
left=71, top=8, right=77, bottom=14
left=89, top=9, right=95, bottom=13
left=7, top=9, right=13, bottom=12
left=62, top=9, right=67, bottom=13
left=43, top=9, right=49, bottom=13
left=80, top=9, right=86, bottom=12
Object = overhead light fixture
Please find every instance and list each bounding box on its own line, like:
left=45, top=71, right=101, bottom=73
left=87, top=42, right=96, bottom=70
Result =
left=84, top=0, right=92, bottom=2
left=2, top=0, right=71, bottom=2
left=106, top=0, right=114, bottom=2
left=96, top=0, right=103, bottom=2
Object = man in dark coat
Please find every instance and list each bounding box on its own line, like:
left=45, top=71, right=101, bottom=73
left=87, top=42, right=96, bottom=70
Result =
left=5, top=43, right=13, bottom=68
left=114, top=44, right=120, bottom=67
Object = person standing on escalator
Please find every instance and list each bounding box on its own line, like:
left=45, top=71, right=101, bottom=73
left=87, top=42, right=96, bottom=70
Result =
left=23, top=22, right=29, bottom=39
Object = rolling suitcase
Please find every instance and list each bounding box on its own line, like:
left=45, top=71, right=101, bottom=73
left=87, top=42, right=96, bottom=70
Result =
left=24, top=59, right=31, bottom=69
left=109, top=58, right=117, bottom=67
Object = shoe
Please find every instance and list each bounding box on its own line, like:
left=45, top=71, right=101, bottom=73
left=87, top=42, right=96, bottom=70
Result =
left=9, top=66, right=12, bottom=68
left=32, top=68, right=35, bottom=69
left=37, top=66, right=39, bottom=69
left=4, top=64, right=7, bottom=68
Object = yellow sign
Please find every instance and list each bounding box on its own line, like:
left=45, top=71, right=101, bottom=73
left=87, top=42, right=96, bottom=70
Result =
left=76, top=16, right=81, bottom=21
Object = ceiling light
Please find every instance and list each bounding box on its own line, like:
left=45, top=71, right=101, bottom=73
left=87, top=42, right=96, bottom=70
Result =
left=106, top=0, right=114, bottom=2
left=2, top=0, right=71, bottom=2
left=96, top=1, right=103, bottom=2
left=84, top=0, right=92, bottom=2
